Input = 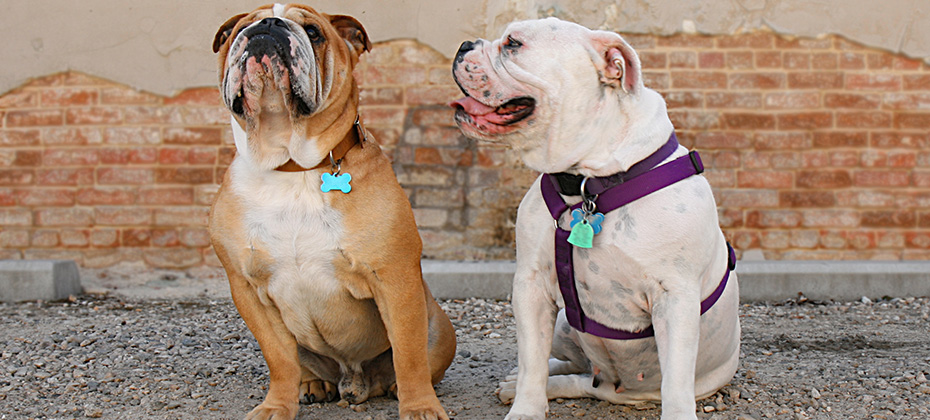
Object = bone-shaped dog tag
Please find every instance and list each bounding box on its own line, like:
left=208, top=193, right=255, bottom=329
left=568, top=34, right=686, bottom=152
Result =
left=321, top=172, right=352, bottom=193
left=567, top=220, right=594, bottom=248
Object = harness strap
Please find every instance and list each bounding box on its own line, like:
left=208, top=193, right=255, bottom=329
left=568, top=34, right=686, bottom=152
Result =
left=540, top=134, right=733, bottom=340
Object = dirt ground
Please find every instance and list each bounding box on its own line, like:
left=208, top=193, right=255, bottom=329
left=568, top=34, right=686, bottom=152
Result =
left=1, top=269, right=928, bottom=420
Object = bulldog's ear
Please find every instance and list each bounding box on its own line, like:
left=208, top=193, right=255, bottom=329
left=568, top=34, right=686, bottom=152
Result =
left=330, top=15, right=371, bottom=56
left=213, top=13, right=248, bottom=53
left=591, top=31, right=641, bottom=94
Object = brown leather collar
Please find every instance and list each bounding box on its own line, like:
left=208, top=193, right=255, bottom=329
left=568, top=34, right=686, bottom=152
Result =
left=274, top=117, right=366, bottom=172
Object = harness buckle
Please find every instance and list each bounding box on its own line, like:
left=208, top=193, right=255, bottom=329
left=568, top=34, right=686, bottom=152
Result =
left=689, top=151, right=704, bottom=174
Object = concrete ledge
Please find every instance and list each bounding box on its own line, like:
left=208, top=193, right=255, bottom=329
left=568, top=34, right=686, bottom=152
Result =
left=0, top=260, right=82, bottom=302
left=422, top=260, right=930, bottom=302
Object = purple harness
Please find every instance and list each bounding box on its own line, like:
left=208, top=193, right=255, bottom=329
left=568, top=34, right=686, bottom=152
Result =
left=540, top=133, right=736, bottom=340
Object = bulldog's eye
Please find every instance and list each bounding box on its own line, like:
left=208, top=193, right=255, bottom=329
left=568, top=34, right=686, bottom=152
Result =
left=304, top=25, right=323, bottom=43
left=503, top=35, right=523, bottom=50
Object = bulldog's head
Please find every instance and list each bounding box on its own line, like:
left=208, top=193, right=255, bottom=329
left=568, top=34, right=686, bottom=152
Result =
left=451, top=18, right=667, bottom=175
left=213, top=4, right=370, bottom=171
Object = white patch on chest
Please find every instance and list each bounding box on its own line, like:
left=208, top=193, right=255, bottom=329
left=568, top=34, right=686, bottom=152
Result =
left=229, top=158, right=344, bottom=344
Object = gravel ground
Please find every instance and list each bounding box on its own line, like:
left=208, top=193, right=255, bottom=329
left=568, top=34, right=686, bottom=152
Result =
left=1, top=282, right=929, bottom=420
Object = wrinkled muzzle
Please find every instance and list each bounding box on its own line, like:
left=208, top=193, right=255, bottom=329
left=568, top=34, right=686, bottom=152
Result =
left=222, top=17, right=321, bottom=118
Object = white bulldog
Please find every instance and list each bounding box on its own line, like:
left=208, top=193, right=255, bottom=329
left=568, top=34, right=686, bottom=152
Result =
left=450, top=18, right=740, bottom=420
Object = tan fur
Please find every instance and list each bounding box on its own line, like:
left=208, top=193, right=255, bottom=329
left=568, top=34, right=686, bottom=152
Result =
left=210, top=5, right=455, bottom=420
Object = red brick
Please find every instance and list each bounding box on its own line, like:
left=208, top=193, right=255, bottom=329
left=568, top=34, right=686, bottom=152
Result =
left=151, top=229, right=180, bottom=247
left=839, top=52, right=865, bottom=69
left=669, top=111, right=722, bottom=130
left=218, top=147, right=236, bottom=165
left=16, top=189, right=75, bottom=206
left=359, top=87, right=404, bottom=106
left=41, top=88, right=98, bottom=107
left=871, top=132, right=930, bottom=149
left=755, top=51, right=782, bottom=68
left=737, top=171, right=793, bottom=188
left=0, top=229, right=29, bottom=247
left=404, top=126, right=466, bottom=147
left=671, top=72, right=727, bottom=89
left=97, top=168, right=155, bottom=185
left=854, top=170, right=910, bottom=187
left=189, top=147, right=217, bottom=165
left=104, top=127, right=161, bottom=145
left=13, top=150, right=41, bottom=166
left=0, top=90, right=37, bottom=108
left=777, top=112, right=833, bottom=130
left=76, top=187, right=137, bottom=205
left=43, top=149, right=99, bottom=166
left=862, top=210, right=916, bottom=228
left=97, top=148, right=130, bottom=164
left=89, top=229, right=120, bottom=247
left=895, top=113, right=930, bottom=129
left=893, top=56, right=922, bottom=70
left=139, top=187, right=195, bottom=205
left=723, top=113, right=775, bottom=130
left=0, top=169, right=35, bottom=186
left=903, top=75, right=930, bottom=91
left=95, top=207, right=152, bottom=226
left=753, top=132, right=811, bottom=150
left=31, top=230, right=60, bottom=247
left=779, top=191, right=836, bottom=207
left=800, top=210, right=859, bottom=228
left=704, top=150, right=740, bottom=168
left=154, top=207, right=209, bottom=226
left=122, top=106, right=181, bottom=125
left=0, top=188, right=14, bottom=206
left=0, top=209, right=32, bottom=226
left=867, top=53, right=893, bottom=70
left=164, top=87, right=222, bottom=106
left=697, top=52, right=723, bottom=69
left=640, top=52, right=668, bottom=69
left=883, top=93, right=930, bottom=110
left=861, top=150, right=886, bottom=168
left=0, top=129, right=41, bottom=146
left=846, top=74, right=901, bottom=91
left=36, top=168, right=93, bottom=186
left=642, top=72, right=670, bottom=90
left=658, top=34, right=713, bottom=48
left=155, top=168, right=214, bottom=184
left=787, top=72, right=843, bottom=89
left=729, top=73, right=785, bottom=89
left=811, top=53, right=838, bottom=69
left=724, top=51, right=753, bottom=70
left=836, top=112, right=891, bottom=128
left=905, top=232, right=930, bottom=248
left=705, top=92, right=762, bottom=109
left=745, top=210, right=801, bottom=228
left=360, top=107, right=405, bottom=126
left=121, top=228, right=151, bottom=247
left=35, top=208, right=94, bottom=226
left=824, top=93, right=880, bottom=109
left=775, top=36, right=833, bottom=50
left=813, top=132, right=867, bottom=148
left=128, top=147, right=158, bottom=164
left=716, top=190, right=779, bottom=207
left=413, top=147, right=472, bottom=166
left=764, top=92, right=819, bottom=109
left=669, top=51, right=696, bottom=68
left=784, top=52, right=810, bottom=69
left=664, top=92, right=703, bottom=108
left=180, top=228, right=211, bottom=247
left=164, top=127, right=222, bottom=145
left=158, top=147, right=189, bottom=164
left=42, top=127, right=102, bottom=145
left=6, top=110, right=64, bottom=127
left=100, top=87, right=161, bottom=105
left=60, top=229, right=89, bottom=247
left=797, top=170, right=852, bottom=188
left=65, top=108, right=122, bottom=125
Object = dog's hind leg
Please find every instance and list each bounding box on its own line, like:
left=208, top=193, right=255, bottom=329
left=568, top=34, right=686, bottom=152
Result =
left=297, top=348, right=340, bottom=404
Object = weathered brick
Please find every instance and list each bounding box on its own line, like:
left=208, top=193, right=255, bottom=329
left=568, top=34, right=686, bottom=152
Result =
left=0, top=209, right=33, bottom=226
left=97, top=168, right=155, bottom=185
left=755, top=51, right=782, bottom=68
left=777, top=112, right=833, bottom=130
left=787, top=72, right=843, bottom=89
left=164, top=87, right=222, bottom=106
left=824, top=93, right=880, bottom=109
left=95, top=207, right=153, bottom=225
left=42, top=127, right=102, bottom=145
left=658, top=34, right=713, bottom=48
left=16, top=189, right=75, bottom=206
left=784, top=52, right=810, bottom=69
left=836, top=112, right=892, bottom=129
left=671, top=72, right=727, bottom=89
left=164, top=127, right=222, bottom=145
left=717, top=32, right=774, bottom=49
left=780, top=191, right=836, bottom=207
left=76, top=187, right=136, bottom=205
left=754, top=132, right=811, bottom=150
left=861, top=210, right=916, bottom=228
left=797, top=170, right=852, bottom=188
left=360, top=87, right=404, bottom=106
left=0, top=169, right=35, bottom=186
left=723, top=113, right=775, bottom=130
left=903, top=75, right=930, bottom=91
left=89, top=229, right=120, bottom=247
left=60, top=229, right=89, bottom=248
left=179, top=228, right=211, bottom=247
left=0, top=229, right=29, bottom=247
left=143, top=248, right=203, bottom=268
left=854, top=170, right=910, bottom=187
left=138, top=187, right=195, bottom=205
left=746, top=210, right=801, bottom=228
left=121, top=228, right=152, bottom=247
left=100, top=87, right=161, bottom=105
left=800, top=209, right=860, bottom=228
left=846, top=74, right=901, bottom=91
left=65, top=107, right=122, bottom=125
left=894, top=113, right=930, bottom=129
left=737, top=171, right=793, bottom=188
left=669, top=51, right=697, bottom=68
left=764, top=92, right=820, bottom=109
left=13, top=150, right=42, bottom=166
left=35, top=208, right=94, bottom=227
left=154, top=207, right=210, bottom=226
left=705, top=92, right=762, bottom=109
left=31, top=230, right=60, bottom=247
left=41, top=88, right=98, bottom=107
left=640, top=52, right=668, bottom=69
left=151, top=229, right=179, bottom=247
left=812, top=132, right=868, bottom=148
left=43, top=149, right=99, bottom=166
left=6, top=110, right=64, bottom=127
left=730, top=73, right=785, bottom=89
left=104, top=127, right=161, bottom=145
left=0, top=129, right=41, bottom=146
left=154, top=168, right=214, bottom=184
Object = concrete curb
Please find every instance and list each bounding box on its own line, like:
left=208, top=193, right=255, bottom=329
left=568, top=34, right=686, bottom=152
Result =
left=0, top=260, right=82, bottom=302
left=422, top=260, right=930, bottom=302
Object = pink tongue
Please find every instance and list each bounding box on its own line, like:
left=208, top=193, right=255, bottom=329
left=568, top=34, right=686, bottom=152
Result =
left=450, top=96, right=497, bottom=116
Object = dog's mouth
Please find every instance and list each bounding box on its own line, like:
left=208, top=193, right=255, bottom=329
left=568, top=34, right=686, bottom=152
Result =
left=450, top=96, right=536, bottom=133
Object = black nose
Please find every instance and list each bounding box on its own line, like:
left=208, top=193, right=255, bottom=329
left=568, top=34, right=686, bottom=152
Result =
left=256, top=17, right=288, bottom=28
left=457, top=40, right=477, bottom=55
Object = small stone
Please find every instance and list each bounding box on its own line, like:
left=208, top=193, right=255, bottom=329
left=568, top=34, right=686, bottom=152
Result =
left=811, top=388, right=821, bottom=399
left=703, top=405, right=716, bottom=412
left=83, top=407, right=103, bottom=418
left=573, top=409, right=586, bottom=417
left=918, top=385, right=930, bottom=395
left=861, top=296, right=872, bottom=304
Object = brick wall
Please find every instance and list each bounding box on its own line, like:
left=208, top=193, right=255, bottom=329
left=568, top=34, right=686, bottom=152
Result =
left=1, top=31, right=929, bottom=268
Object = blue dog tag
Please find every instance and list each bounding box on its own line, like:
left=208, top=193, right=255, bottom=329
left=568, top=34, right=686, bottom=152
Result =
left=321, top=172, right=352, bottom=193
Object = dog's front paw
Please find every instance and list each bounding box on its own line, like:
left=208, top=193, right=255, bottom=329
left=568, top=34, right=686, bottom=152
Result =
left=245, top=401, right=298, bottom=420
left=504, top=409, right=546, bottom=420
left=399, top=397, right=449, bottom=420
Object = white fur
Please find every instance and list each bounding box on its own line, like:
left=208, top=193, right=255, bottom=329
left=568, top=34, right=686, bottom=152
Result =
left=272, top=3, right=286, bottom=17
left=452, top=19, right=740, bottom=420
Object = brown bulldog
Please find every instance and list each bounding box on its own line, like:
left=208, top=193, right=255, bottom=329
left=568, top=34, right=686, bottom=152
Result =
left=209, top=4, right=455, bottom=419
